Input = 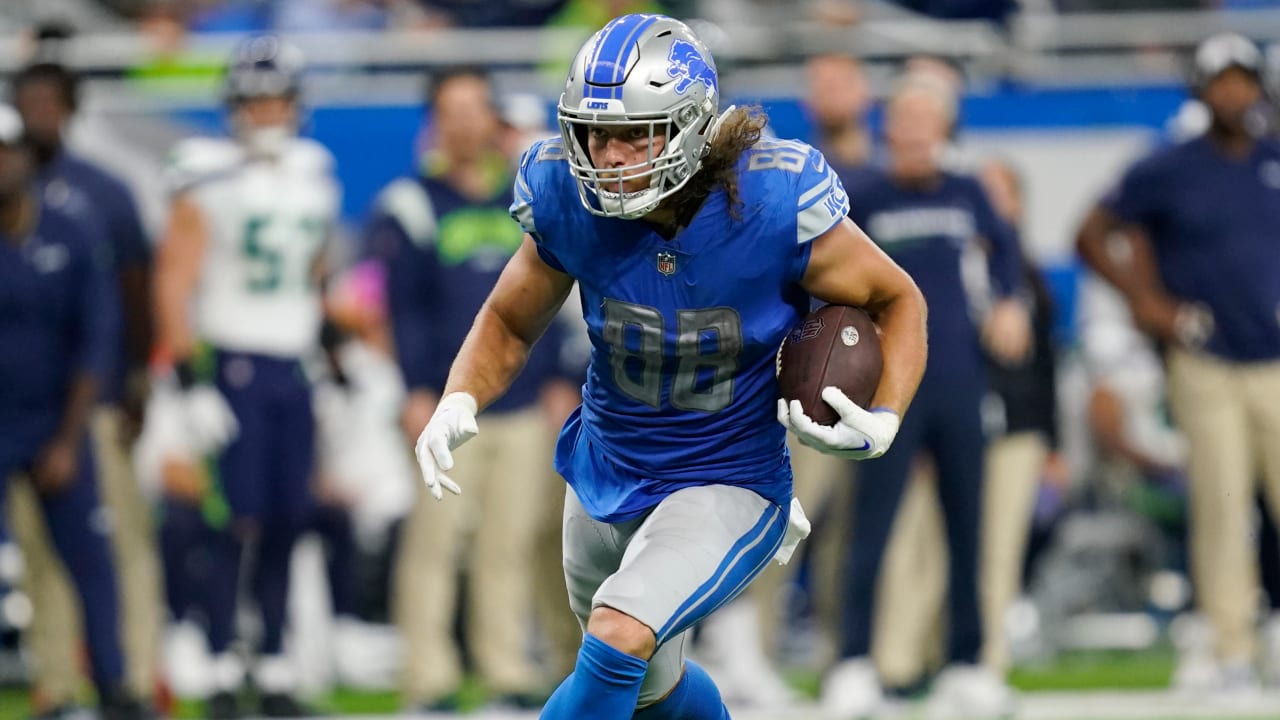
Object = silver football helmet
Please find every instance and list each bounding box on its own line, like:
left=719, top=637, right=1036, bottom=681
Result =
left=558, top=14, right=722, bottom=219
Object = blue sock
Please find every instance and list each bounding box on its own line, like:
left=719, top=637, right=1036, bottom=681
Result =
left=540, top=634, right=648, bottom=719
left=633, top=660, right=729, bottom=720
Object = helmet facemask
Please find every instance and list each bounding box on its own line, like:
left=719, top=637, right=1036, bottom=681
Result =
left=559, top=99, right=712, bottom=219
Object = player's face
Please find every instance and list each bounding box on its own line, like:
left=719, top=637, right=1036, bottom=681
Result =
left=885, top=90, right=949, bottom=180
left=586, top=123, right=667, bottom=194
left=805, top=55, right=869, bottom=129
left=234, top=95, right=298, bottom=130
left=13, top=80, right=70, bottom=153
left=1202, top=67, right=1262, bottom=131
left=433, top=75, right=500, bottom=163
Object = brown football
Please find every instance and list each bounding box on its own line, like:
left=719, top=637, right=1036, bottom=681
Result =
left=777, top=305, right=883, bottom=426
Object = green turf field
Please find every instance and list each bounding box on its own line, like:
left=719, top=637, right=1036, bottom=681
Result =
left=0, top=649, right=1273, bottom=720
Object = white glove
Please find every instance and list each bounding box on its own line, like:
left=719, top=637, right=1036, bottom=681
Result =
left=414, top=392, right=478, bottom=500
left=777, top=386, right=900, bottom=460
left=183, top=385, right=240, bottom=455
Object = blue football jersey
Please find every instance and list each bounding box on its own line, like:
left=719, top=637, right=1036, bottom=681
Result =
left=511, top=137, right=850, bottom=522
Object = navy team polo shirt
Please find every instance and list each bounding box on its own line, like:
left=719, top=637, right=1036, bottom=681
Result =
left=1104, top=136, right=1280, bottom=362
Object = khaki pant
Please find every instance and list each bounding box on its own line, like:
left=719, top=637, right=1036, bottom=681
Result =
left=980, top=432, right=1048, bottom=672
left=1167, top=349, right=1280, bottom=664
left=394, top=407, right=549, bottom=704
left=532, top=475, right=580, bottom=681
left=873, top=459, right=947, bottom=686
left=872, top=433, right=1047, bottom=683
left=9, top=408, right=163, bottom=705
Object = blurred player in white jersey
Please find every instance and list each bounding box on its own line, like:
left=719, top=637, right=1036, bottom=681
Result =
left=152, top=35, right=340, bottom=719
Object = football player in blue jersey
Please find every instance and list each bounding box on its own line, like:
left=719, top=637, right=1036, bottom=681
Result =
left=413, top=15, right=928, bottom=720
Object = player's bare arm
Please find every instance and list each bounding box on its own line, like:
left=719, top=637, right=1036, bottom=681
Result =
left=154, top=194, right=209, bottom=361
left=442, top=234, right=576, bottom=412
left=1076, top=203, right=1194, bottom=344
left=801, top=216, right=928, bottom=418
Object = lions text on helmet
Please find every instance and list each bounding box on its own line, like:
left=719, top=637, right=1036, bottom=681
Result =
left=224, top=35, right=305, bottom=158
left=558, top=15, right=733, bottom=219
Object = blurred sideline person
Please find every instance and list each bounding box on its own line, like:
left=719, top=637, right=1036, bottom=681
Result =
left=153, top=36, right=340, bottom=718
left=695, top=51, right=875, bottom=708
left=804, top=52, right=874, bottom=172
left=976, top=159, right=1064, bottom=675
left=783, top=49, right=874, bottom=655
left=496, top=88, right=587, bottom=684
left=1076, top=32, right=1280, bottom=693
left=5, top=58, right=162, bottom=714
left=869, top=158, right=1066, bottom=693
left=370, top=67, right=562, bottom=711
left=0, top=104, right=149, bottom=720
left=532, top=297, right=595, bottom=684
left=827, top=72, right=1030, bottom=720
left=414, top=14, right=928, bottom=720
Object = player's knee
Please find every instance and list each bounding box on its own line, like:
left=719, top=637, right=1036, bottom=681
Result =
left=586, top=606, right=656, bottom=660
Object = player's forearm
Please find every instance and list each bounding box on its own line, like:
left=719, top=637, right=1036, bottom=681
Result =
left=1076, top=207, right=1168, bottom=305
left=156, top=197, right=208, bottom=362
left=120, top=264, right=155, bottom=373
left=55, top=371, right=99, bottom=444
left=868, top=281, right=928, bottom=418
left=155, top=272, right=196, bottom=361
left=441, top=304, right=534, bottom=412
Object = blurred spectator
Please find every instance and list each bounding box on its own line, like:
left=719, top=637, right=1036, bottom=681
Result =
left=152, top=35, right=340, bottom=718
left=0, top=103, right=148, bottom=720
left=127, top=1, right=228, bottom=97
left=693, top=49, right=874, bottom=711
left=826, top=70, right=1027, bottom=720
left=1076, top=31, right=1280, bottom=694
left=976, top=158, right=1065, bottom=676
left=369, top=67, right=561, bottom=711
left=804, top=52, right=873, bottom=171
left=304, top=307, right=412, bottom=693
left=492, top=94, right=587, bottom=685
left=6, top=56, right=162, bottom=714
left=497, top=92, right=556, bottom=164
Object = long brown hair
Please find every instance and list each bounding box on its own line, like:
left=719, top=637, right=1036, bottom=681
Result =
left=659, top=105, right=768, bottom=227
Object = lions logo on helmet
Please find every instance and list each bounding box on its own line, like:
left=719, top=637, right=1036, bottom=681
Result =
left=667, top=39, right=717, bottom=97
left=558, top=15, right=729, bottom=219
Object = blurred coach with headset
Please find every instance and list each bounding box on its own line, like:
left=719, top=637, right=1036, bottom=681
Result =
left=1077, top=32, right=1280, bottom=692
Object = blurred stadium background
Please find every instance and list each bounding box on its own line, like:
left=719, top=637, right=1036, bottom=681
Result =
left=2, top=1, right=1280, bottom=719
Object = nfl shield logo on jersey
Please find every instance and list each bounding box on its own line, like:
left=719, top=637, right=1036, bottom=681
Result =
left=656, top=251, right=677, bottom=276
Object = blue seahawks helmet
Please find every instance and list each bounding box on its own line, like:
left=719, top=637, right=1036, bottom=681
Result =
left=558, top=15, right=726, bottom=219
left=224, top=35, right=305, bottom=107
